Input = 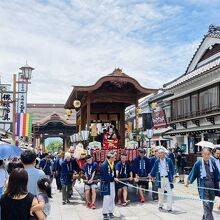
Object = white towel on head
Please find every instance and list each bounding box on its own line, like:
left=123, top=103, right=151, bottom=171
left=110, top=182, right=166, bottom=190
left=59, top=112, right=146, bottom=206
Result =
left=201, top=158, right=213, bottom=178
left=64, top=152, right=71, bottom=160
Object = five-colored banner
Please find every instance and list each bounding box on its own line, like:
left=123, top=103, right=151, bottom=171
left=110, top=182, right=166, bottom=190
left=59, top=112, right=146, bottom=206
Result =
left=16, top=113, right=33, bottom=137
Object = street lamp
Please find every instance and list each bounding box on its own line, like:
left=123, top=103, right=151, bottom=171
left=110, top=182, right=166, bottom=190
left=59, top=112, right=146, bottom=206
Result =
left=12, top=63, right=34, bottom=143
left=19, top=63, right=34, bottom=80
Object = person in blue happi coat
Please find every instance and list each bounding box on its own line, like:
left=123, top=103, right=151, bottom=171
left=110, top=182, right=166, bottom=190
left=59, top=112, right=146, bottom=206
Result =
left=100, top=151, right=117, bottom=220
left=150, top=147, right=176, bottom=212
left=53, top=151, right=65, bottom=191
left=115, top=152, right=133, bottom=206
left=168, top=147, right=176, bottom=170
left=60, top=152, right=79, bottom=205
left=39, top=153, right=53, bottom=182
left=211, top=146, right=220, bottom=172
left=149, top=146, right=159, bottom=201
left=185, top=147, right=220, bottom=220
left=133, top=148, right=151, bottom=203
left=83, top=155, right=98, bottom=209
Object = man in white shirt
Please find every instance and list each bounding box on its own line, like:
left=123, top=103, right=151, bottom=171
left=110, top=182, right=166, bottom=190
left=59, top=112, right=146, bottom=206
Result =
left=150, top=147, right=176, bottom=212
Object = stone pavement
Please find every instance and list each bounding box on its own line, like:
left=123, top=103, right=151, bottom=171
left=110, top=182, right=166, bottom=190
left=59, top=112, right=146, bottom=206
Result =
left=48, top=181, right=220, bottom=220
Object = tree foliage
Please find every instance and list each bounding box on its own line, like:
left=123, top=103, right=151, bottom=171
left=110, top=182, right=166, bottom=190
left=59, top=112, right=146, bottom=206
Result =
left=46, top=140, right=63, bottom=153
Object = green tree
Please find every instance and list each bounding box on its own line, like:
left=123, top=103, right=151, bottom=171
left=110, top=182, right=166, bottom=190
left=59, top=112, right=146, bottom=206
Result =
left=46, top=140, right=63, bottom=153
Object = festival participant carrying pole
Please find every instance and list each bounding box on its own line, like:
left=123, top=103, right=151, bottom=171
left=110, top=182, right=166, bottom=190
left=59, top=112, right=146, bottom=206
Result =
left=185, top=147, right=220, bottom=220
left=133, top=148, right=151, bottom=203
left=115, top=152, right=133, bottom=206
left=100, top=151, right=117, bottom=220
left=149, top=146, right=159, bottom=201
left=83, top=155, right=98, bottom=209
left=150, top=147, right=176, bottom=212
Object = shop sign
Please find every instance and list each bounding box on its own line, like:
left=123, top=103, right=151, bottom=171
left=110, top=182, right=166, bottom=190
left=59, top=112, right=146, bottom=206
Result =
left=0, top=85, right=13, bottom=123
left=152, top=110, right=167, bottom=128
left=17, top=73, right=27, bottom=113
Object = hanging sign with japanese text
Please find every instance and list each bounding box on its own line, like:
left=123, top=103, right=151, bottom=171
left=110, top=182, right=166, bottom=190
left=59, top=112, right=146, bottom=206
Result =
left=152, top=110, right=167, bottom=128
left=0, top=84, right=13, bottom=125
left=17, top=73, right=27, bottom=113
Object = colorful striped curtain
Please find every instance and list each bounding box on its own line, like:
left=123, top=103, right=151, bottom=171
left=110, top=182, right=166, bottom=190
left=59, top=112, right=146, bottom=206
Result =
left=16, top=113, right=33, bottom=137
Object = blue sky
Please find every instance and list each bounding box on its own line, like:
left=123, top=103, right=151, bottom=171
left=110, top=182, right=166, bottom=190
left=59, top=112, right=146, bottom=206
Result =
left=0, top=0, right=220, bottom=103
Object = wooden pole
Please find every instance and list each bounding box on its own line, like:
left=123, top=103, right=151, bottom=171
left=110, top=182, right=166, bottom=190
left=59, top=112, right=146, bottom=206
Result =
left=135, top=101, right=139, bottom=131
left=86, top=94, right=91, bottom=130
left=12, top=74, right=16, bottom=143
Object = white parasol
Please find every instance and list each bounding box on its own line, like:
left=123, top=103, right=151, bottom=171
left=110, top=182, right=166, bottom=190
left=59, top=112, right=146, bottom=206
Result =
left=195, top=141, right=214, bottom=149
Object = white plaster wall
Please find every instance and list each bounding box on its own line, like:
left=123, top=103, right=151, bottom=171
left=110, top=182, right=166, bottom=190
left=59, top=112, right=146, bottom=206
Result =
left=168, top=68, right=220, bottom=99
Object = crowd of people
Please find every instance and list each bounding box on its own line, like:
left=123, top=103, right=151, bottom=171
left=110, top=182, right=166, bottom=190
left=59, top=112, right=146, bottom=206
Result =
left=0, top=145, right=219, bottom=220
left=0, top=150, right=51, bottom=220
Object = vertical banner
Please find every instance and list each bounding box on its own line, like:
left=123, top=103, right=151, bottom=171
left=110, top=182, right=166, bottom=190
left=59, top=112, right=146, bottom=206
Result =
left=16, top=113, right=33, bottom=137
left=127, top=121, right=133, bottom=133
left=0, top=84, right=13, bottom=126
left=142, top=113, right=154, bottom=130
left=17, top=73, right=27, bottom=113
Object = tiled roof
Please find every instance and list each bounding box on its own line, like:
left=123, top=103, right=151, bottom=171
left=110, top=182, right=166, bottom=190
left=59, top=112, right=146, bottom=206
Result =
left=164, top=24, right=220, bottom=90
left=184, top=24, right=220, bottom=75
left=164, top=57, right=220, bottom=89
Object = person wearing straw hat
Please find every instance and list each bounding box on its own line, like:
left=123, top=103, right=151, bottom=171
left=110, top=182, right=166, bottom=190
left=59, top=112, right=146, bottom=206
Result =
left=83, top=155, right=98, bottom=209
left=185, top=147, right=220, bottom=220
left=150, top=147, right=176, bottom=212
left=133, top=148, right=151, bottom=203
left=100, top=151, right=117, bottom=220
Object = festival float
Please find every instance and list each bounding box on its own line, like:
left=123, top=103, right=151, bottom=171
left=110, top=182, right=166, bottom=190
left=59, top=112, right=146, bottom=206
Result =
left=64, top=68, right=157, bottom=169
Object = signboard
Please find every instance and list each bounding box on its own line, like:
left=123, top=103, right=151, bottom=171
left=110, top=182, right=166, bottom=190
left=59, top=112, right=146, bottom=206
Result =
left=0, top=84, right=13, bottom=130
left=17, top=73, right=27, bottom=113
left=152, top=110, right=167, bottom=128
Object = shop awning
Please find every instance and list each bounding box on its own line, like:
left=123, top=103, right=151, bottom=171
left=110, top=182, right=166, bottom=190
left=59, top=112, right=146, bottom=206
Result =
left=149, top=136, right=172, bottom=141
left=165, top=124, right=220, bottom=135
left=153, top=127, right=173, bottom=135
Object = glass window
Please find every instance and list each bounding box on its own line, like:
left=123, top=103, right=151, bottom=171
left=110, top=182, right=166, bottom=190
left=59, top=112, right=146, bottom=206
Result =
left=183, top=96, right=190, bottom=115
left=199, top=86, right=219, bottom=111
left=172, top=96, right=190, bottom=119
left=191, top=94, right=198, bottom=114
left=172, top=100, right=177, bottom=118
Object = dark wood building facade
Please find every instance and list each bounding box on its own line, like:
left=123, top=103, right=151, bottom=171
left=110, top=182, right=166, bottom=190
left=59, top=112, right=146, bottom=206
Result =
left=64, top=68, right=157, bottom=148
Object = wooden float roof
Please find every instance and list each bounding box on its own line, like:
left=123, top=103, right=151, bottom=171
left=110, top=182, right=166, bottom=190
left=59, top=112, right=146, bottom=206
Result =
left=64, top=68, right=158, bottom=109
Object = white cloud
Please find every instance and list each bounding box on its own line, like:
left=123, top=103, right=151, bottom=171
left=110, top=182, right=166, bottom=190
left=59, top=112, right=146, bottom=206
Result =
left=0, top=0, right=201, bottom=104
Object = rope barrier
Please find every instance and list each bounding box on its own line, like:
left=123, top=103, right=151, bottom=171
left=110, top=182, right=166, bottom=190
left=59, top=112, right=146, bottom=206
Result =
left=117, top=180, right=217, bottom=204
left=81, top=177, right=220, bottom=192
left=135, top=178, right=220, bottom=192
